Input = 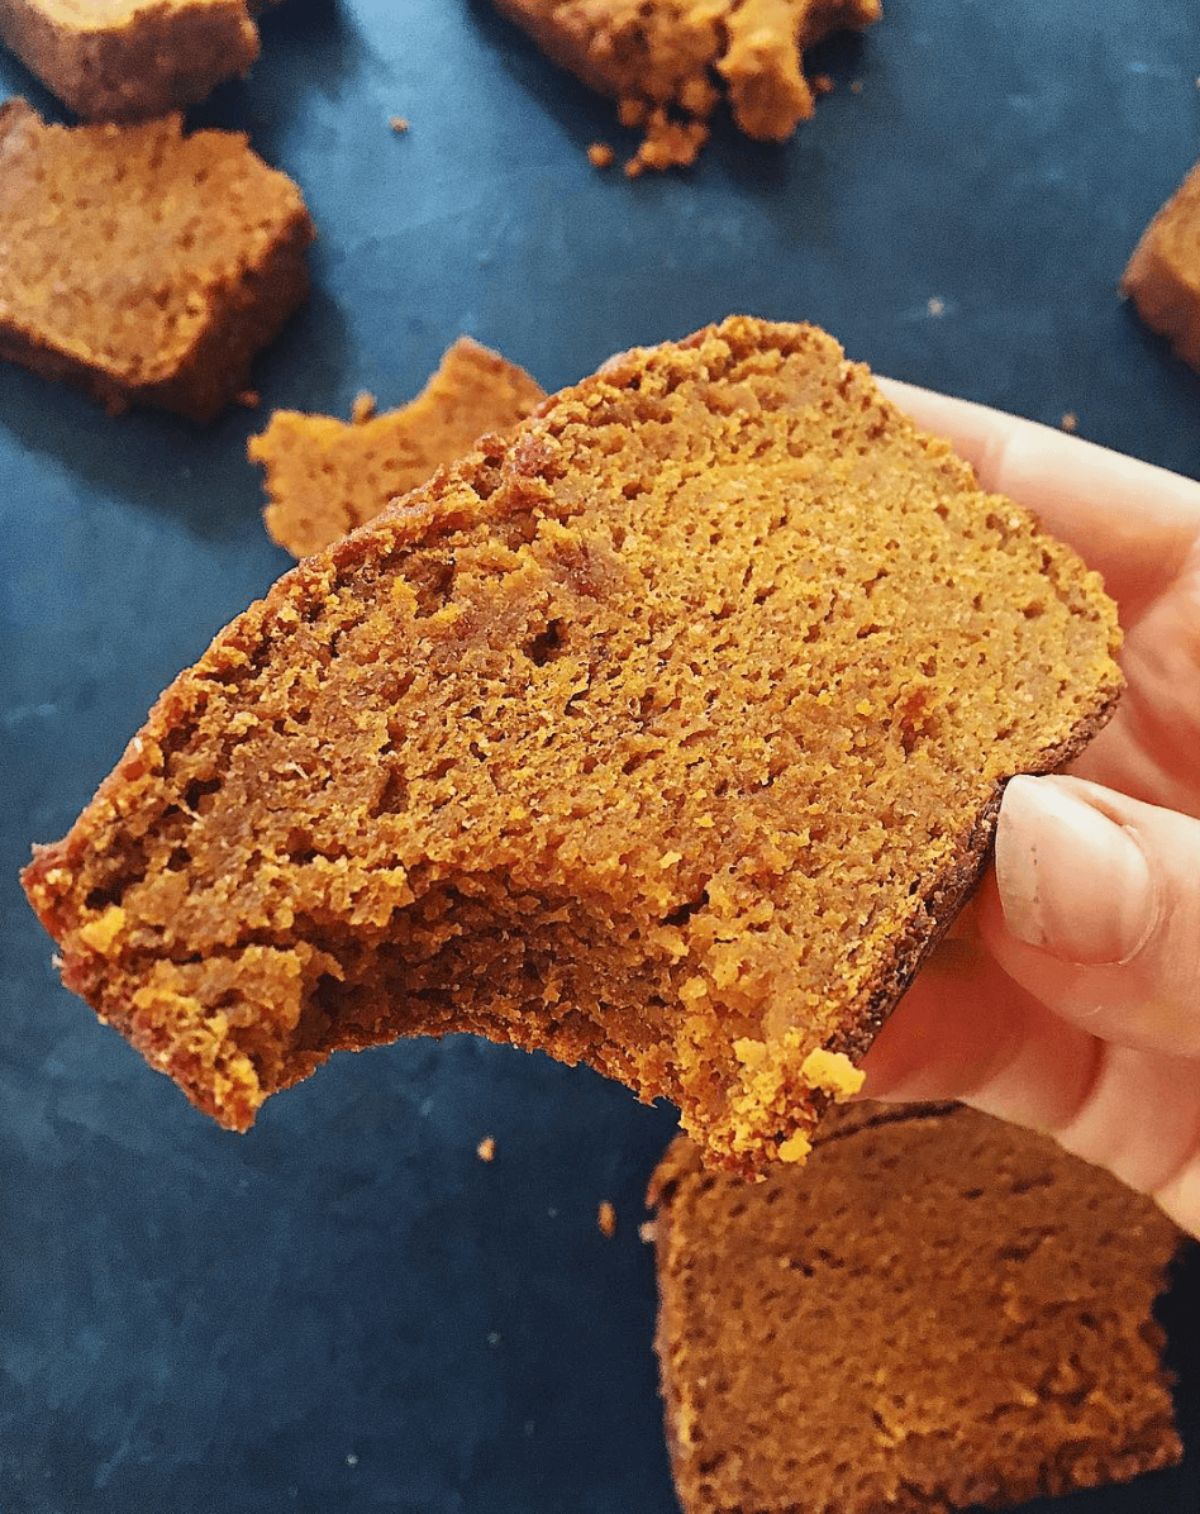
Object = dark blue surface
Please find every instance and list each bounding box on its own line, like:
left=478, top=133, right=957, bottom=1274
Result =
left=1, top=2, right=1198, bottom=1510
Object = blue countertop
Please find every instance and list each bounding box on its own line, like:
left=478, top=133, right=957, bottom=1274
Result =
left=1, top=1, right=1197, bottom=1509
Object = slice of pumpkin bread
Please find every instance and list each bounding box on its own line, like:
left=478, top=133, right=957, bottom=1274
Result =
left=250, top=338, right=545, bottom=558
left=0, top=0, right=280, bottom=121
left=1123, top=160, right=1200, bottom=372
left=22, top=318, right=1121, bottom=1170
left=0, top=100, right=312, bottom=422
left=648, top=1106, right=1183, bottom=1513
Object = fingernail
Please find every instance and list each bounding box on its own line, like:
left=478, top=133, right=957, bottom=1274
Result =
left=996, top=777, right=1158, bottom=966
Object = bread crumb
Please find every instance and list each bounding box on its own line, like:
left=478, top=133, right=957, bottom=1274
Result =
left=351, top=391, right=377, bottom=425
left=486, top=1330, right=501, bottom=1346
left=1060, top=411, right=1078, bottom=434
left=598, top=1199, right=617, bottom=1237
left=812, top=73, right=834, bottom=96
left=587, top=142, right=615, bottom=170
left=800, top=1047, right=865, bottom=1100
left=476, top=1134, right=496, bottom=1162
left=927, top=297, right=946, bottom=318
left=345, top=1453, right=358, bottom=1468
left=849, top=79, right=864, bottom=95
left=777, top=1131, right=813, bottom=1164
left=78, top=904, right=125, bottom=955
left=390, top=116, right=409, bottom=134
left=236, top=389, right=261, bottom=409
left=639, top=1220, right=656, bottom=1244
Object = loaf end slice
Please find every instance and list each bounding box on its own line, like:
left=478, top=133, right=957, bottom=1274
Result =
left=22, top=318, right=1121, bottom=1168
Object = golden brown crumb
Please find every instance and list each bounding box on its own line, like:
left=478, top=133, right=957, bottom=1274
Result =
left=350, top=390, right=377, bottom=425
left=812, top=73, right=834, bottom=95
left=389, top=116, right=409, bottom=133
left=598, top=1200, right=617, bottom=1237
left=639, top=1220, right=656, bottom=1243
left=1060, top=411, right=1078, bottom=434
left=587, top=141, right=615, bottom=169
left=476, top=1135, right=496, bottom=1162
left=237, top=389, right=261, bottom=409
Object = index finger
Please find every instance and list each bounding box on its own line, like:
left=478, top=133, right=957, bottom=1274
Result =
left=879, top=377, right=1200, bottom=620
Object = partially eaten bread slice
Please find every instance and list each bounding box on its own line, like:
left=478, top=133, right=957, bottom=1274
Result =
left=22, top=318, right=1121, bottom=1170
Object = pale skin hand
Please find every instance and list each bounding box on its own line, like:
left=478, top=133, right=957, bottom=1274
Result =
left=862, top=381, right=1200, bottom=1240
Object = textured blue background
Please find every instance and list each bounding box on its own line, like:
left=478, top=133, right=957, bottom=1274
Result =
left=1, top=2, right=1198, bottom=1510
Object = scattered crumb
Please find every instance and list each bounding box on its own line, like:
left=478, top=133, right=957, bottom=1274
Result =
left=487, top=1330, right=502, bottom=1347
left=927, top=297, right=946, bottom=318
left=345, top=1453, right=358, bottom=1468
left=389, top=116, right=409, bottom=134
left=547, top=1206, right=559, bottom=1218
left=598, top=1199, right=617, bottom=1237
left=350, top=390, right=376, bottom=425
left=639, top=1220, right=656, bottom=1244
left=476, top=1135, right=496, bottom=1163
left=236, top=389, right=261, bottom=409
left=587, top=141, right=615, bottom=170
left=812, top=73, right=834, bottom=96
left=1060, top=411, right=1078, bottom=433
left=849, top=79, right=864, bottom=95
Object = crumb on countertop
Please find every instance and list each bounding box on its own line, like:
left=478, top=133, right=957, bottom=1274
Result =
left=587, top=141, right=615, bottom=170
left=849, top=79, right=864, bottom=94
left=812, top=73, right=834, bottom=96
left=351, top=390, right=377, bottom=425
left=598, top=1199, right=617, bottom=1237
left=236, top=389, right=261, bottom=409
left=476, top=1135, right=496, bottom=1163
left=639, top=1220, right=656, bottom=1244
left=927, top=297, right=945, bottom=318
left=1060, top=411, right=1078, bottom=433
left=390, top=116, right=409, bottom=133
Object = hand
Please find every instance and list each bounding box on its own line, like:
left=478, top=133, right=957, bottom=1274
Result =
left=863, top=380, right=1200, bottom=1239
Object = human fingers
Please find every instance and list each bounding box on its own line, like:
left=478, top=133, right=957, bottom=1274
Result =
left=862, top=942, right=1200, bottom=1238
left=1069, top=539, right=1200, bottom=818
left=878, top=377, right=1200, bottom=620
left=978, top=774, right=1200, bottom=1056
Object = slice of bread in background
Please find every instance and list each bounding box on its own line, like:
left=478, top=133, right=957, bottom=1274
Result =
left=0, top=0, right=280, bottom=120
left=0, top=100, right=312, bottom=421
left=648, top=1105, right=1183, bottom=1514
left=251, top=339, right=546, bottom=558
left=1124, top=161, right=1200, bottom=371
